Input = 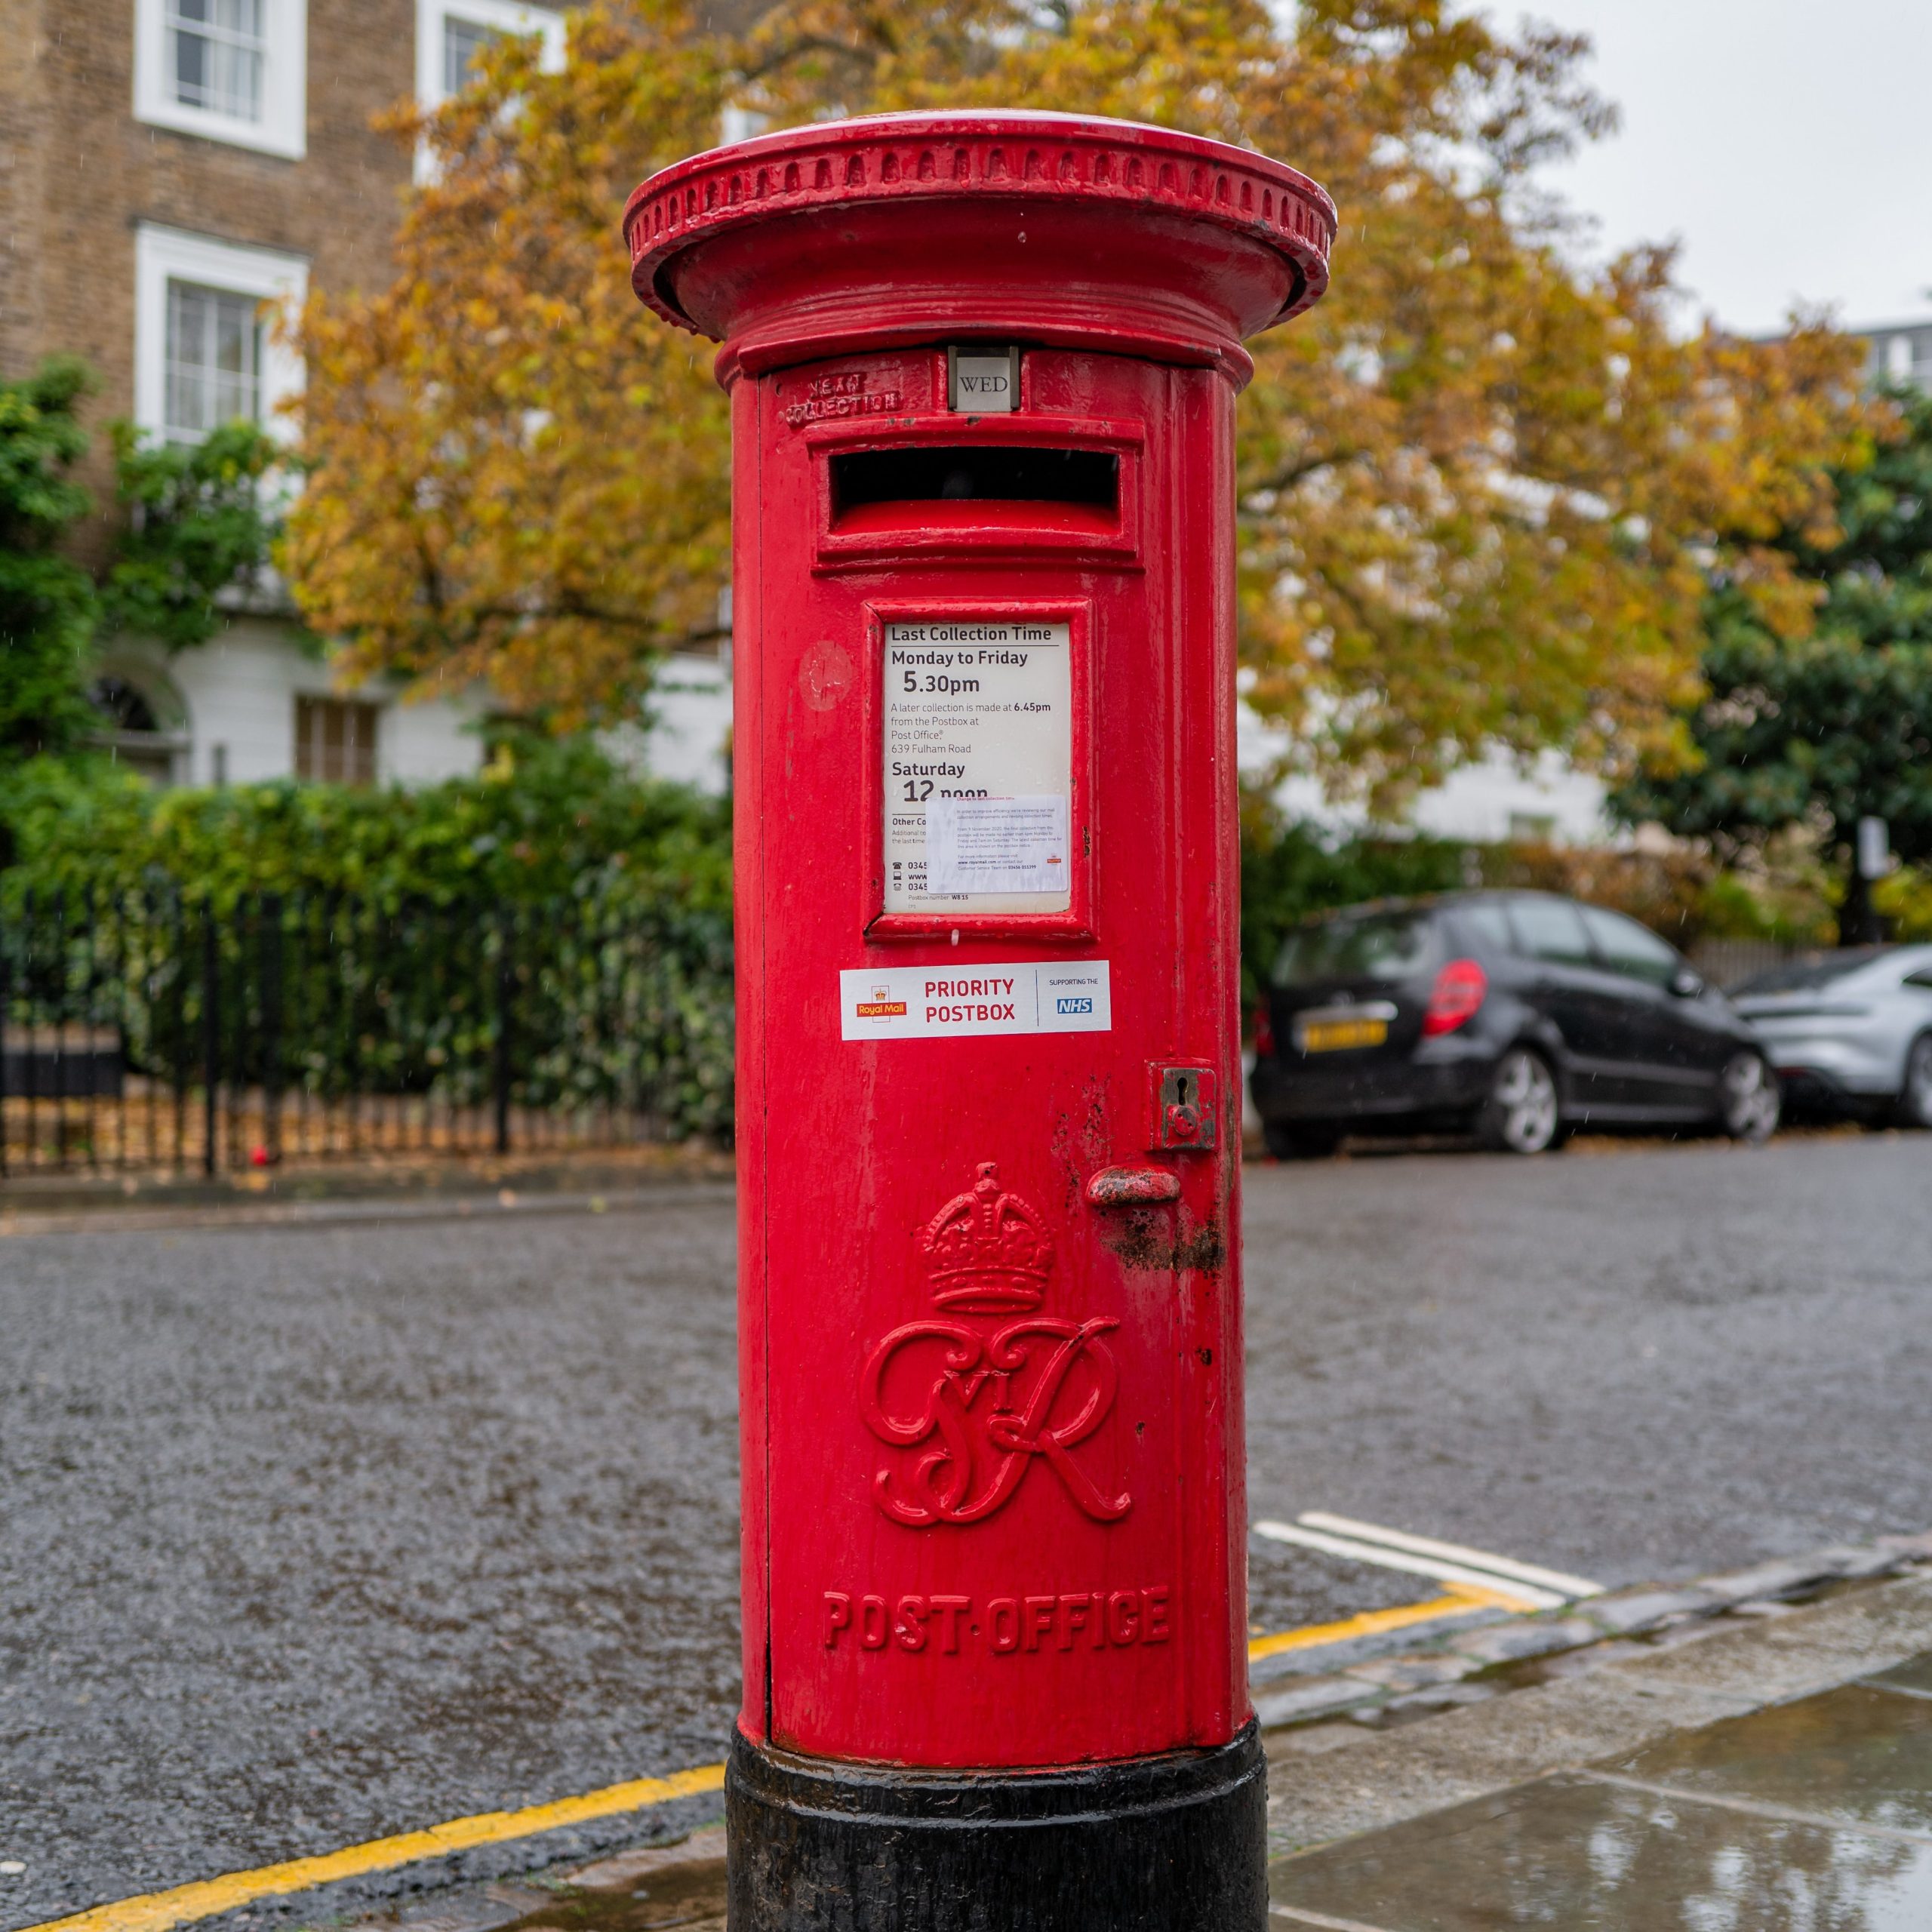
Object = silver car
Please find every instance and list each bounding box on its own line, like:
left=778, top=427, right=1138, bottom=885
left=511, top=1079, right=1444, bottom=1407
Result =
left=1730, top=945, right=1932, bottom=1127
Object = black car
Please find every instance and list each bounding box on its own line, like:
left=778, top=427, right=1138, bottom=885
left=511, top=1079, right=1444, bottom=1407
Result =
left=1248, top=891, right=1781, bottom=1156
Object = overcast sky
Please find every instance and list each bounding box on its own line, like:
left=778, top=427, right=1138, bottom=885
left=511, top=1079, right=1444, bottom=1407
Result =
left=1492, top=0, right=1932, bottom=334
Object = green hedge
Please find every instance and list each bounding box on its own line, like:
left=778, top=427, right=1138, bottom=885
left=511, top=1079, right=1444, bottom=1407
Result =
left=0, top=736, right=731, bottom=912
left=0, top=742, right=738, bottom=1143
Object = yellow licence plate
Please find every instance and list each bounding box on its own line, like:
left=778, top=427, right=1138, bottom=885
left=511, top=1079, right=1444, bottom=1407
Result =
left=1299, top=1017, right=1388, bottom=1053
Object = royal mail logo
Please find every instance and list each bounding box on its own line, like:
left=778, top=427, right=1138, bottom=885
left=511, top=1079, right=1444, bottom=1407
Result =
left=860, top=1163, right=1130, bottom=1527
left=854, top=985, right=909, bottom=1019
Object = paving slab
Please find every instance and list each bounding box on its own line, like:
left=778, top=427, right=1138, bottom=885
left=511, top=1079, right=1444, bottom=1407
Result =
left=1694, top=1544, right=1907, bottom=1601
left=1604, top=1573, right=1932, bottom=1706
left=328, top=1881, right=555, bottom=1932
left=332, top=1829, right=730, bottom=1932
left=1269, top=1772, right=1932, bottom=1931
left=1254, top=1678, right=1380, bottom=1727
left=1604, top=1681, right=1932, bottom=1835
left=1265, top=1571, right=1932, bottom=1857
left=1265, top=1668, right=1752, bottom=1852
left=1444, top=1615, right=1598, bottom=1666
left=1579, top=1586, right=1722, bottom=1635
left=1342, top=1653, right=1483, bottom=1692
left=1870, top=1653, right=1932, bottom=1696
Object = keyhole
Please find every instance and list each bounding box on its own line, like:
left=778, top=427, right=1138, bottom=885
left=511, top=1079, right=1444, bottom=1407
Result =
left=1177, top=1075, right=1191, bottom=1106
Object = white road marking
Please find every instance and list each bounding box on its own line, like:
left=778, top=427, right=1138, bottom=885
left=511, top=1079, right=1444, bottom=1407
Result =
left=1270, top=1906, right=1398, bottom=1930
left=1298, top=1512, right=1604, bottom=1600
left=1252, top=1521, right=1567, bottom=1611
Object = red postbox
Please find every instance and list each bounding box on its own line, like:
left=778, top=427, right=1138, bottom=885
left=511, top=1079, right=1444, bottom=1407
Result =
left=625, top=112, right=1333, bottom=1930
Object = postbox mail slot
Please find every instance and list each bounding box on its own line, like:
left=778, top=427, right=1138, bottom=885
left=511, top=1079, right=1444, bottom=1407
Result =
left=832, top=447, right=1121, bottom=554
left=832, top=445, right=1118, bottom=511
left=811, top=414, right=1143, bottom=571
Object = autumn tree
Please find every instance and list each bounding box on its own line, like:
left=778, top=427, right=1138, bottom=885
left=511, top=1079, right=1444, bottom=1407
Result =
left=286, top=1, right=735, bottom=728
left=285, top=0, right=1873, bottom=792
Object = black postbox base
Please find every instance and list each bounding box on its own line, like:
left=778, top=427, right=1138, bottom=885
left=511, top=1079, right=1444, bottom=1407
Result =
left=725, top=1721, right=1267, bottom=1931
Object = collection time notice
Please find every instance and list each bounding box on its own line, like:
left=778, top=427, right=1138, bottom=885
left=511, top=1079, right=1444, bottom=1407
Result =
left=882, top=620, right=1072, bottom=916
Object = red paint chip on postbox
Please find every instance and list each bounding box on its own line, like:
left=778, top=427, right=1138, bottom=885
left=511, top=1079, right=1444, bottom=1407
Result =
left=839, top=961, right=1111, bottom=1040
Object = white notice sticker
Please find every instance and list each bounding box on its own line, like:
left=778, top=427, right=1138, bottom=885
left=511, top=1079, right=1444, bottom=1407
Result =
left=884, top=620, right=1071, bottom=915
left=840, top=961, right=1111, bottom=1041
left=927, top=795, right=1069, bottom=896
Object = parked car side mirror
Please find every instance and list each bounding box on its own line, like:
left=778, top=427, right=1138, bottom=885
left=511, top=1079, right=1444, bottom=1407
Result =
left=1670, top=968, right=1706, bottom=998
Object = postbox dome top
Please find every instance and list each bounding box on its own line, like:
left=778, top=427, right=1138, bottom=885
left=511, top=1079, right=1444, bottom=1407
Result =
left=623, top=111, right=1336, bottom=386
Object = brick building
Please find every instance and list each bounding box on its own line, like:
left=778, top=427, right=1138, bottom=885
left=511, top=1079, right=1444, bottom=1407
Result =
left=0, top=0, right=583, bottom=786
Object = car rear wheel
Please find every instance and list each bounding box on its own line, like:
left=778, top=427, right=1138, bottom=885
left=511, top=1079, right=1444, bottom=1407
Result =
left=1895, top=1035, right=1932, bottom=1129
left=1477, top=1048, right=1561, bottom=1155
left=1718, top=1050, right=1781, bottom=1143
left=1263, top=1121, right=1341, bottom=1161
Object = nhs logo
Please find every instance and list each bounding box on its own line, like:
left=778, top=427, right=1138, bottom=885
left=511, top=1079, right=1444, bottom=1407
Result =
left=1057, top=996, right=1094, bottom=1016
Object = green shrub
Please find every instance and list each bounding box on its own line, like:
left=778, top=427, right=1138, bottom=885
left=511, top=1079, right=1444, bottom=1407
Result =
left=0, top=741, right=737, bottom=1143
left=1874, top=866, right=1932, bottom=941
left=0, top=359, right=100, bottom=764
left=0, top=357, right=281, bottom=780
left=0, top=734, right=731, bottom=913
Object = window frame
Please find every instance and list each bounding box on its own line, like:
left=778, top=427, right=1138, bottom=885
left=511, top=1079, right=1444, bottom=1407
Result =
left=1579, top=904, right=1681, bottom=990
left=134, top=0, right=307, bottom=158
left=414, top=0, right=565, bottom=178
left=134, top=226, right=309, bottom=448
left=165, top=281, right=266, bottom=443
left=294, top=695, right=383, bottom=786
left=1506, top=896, right=1595, bottom=970
left=1450, top=901, right=1518, bottom=959
left=1270, top=909, right=1443, bottom=990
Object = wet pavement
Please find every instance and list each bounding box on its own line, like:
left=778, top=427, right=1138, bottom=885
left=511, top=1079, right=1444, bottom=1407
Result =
left=1270, top=1646, right=1932, bottom=1930
left=1609, top=1675, right=1932, bottom=1832
left=7, top=1135, right=1932, bottom=1925
left=1273, top=1771, right=1932, bottom=1930
left=334, top=1829, right=734, bottom=1932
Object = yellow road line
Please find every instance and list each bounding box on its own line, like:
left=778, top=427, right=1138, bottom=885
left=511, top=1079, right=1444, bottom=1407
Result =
left=20, top=1763, right=726, bottom=1932
left=1246, top=1580, right=1530, bottom=1663
left=32, top=1590, right=1531, bottom=1932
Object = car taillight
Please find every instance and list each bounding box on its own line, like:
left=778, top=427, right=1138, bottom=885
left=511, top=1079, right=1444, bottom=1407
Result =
left=1250, top=998, right=1276, bottom=1059
left=1423, top=958, right=1487, bottom=1036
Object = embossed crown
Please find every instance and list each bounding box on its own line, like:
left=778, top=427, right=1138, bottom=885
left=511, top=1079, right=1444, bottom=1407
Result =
left=919, top=1163, right=1054, bottom=1314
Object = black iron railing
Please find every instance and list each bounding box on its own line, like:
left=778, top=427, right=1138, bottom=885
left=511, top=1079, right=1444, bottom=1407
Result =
left=0, top=888, right=734, bottom=1177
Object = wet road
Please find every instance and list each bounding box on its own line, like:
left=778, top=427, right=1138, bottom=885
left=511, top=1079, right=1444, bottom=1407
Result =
left=5, top=1137, right=1932, bottom=1924
left=0, top=1194, right=743, bottom=1929
left=1243, top=1134, right=1932, bottom=1597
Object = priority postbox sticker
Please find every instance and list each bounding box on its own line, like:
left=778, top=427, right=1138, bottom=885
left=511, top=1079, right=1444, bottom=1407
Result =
left=839, top=961, right=1111, bottom=1041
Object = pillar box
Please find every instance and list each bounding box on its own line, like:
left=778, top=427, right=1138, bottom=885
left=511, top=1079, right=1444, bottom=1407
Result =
left=624, top=112, right=1334, bottom=1931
